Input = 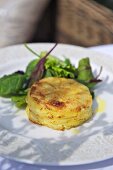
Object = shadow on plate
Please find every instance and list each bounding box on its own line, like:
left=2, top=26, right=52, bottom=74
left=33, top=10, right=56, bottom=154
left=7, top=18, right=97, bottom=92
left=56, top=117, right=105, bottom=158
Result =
left=0, top=75, right=113, bottom=168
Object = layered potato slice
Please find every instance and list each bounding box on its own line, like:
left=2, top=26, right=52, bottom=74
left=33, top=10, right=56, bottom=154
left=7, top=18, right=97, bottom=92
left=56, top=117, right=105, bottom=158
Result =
left=26, top=77, right=92, bottom=130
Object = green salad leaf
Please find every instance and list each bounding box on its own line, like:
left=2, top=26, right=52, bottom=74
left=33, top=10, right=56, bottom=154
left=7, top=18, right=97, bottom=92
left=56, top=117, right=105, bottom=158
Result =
left=77, top=58, right=94, bottom=81
left=44, top=55, right=77, bottom=78
left=11, top=95, right=27, bottom=108
left=0, top=44, right=102, bottom=108
left=0, top=72, right=26, bottom=97
left=77, top=57, right=102, bottom=89
left=25, top=59, right=39, bottom=78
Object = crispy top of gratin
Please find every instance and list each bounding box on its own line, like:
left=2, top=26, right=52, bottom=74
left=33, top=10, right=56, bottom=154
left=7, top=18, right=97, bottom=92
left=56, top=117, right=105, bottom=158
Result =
left=28, top=77, right=92, bottom=113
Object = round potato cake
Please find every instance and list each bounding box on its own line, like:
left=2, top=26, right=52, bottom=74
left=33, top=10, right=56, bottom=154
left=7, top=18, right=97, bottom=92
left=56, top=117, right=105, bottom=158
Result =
left=26, top=77, right=92, bottom=130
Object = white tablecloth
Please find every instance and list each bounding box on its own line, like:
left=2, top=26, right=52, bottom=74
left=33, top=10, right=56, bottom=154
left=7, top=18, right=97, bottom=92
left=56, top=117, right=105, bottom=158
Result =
left=0, top=44, right=113, bottom=170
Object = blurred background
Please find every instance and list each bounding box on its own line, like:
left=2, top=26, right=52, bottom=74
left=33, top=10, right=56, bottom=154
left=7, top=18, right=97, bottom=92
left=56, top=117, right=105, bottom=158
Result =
left=0, top=0, right=113, bottom=48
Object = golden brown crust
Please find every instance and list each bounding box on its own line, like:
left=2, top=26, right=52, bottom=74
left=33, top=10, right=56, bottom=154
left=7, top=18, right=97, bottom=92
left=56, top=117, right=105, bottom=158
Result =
left=26, top=77, right=92, bottom=130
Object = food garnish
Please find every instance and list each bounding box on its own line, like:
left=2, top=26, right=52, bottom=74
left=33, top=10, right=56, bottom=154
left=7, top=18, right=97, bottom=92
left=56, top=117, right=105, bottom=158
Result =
left=0, top=44, right=102, bottom=108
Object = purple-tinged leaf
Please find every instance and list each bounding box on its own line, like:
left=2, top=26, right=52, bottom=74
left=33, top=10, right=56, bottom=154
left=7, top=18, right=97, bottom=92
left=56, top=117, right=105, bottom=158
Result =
left=90, top=79, right=102, bottom=83
left=95, top=66, right=103, bottom=80
left=14, top=71, right=24, bottom=75
left=28, top=43, right=57, bottom=87
left=89, top=66, right=103, bottom=83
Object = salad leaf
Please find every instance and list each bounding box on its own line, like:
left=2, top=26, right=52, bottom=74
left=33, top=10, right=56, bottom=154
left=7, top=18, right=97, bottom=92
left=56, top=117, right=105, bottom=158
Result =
left=11, top=95, right=27, bottom=108
left=43, top=53, right=77, bottom=78
left=77, top=58, right=102, bottom=90
left=28, top=43, right=57, bottom=87
left=44, top=66, right=75, bottom=78
left=25, top=59, right=39, bottom=78
left=77, top=58, right=94, bottom=81
left=0, top=44, right=102, bottom=109
left=0, top=72, right=26, bottom=97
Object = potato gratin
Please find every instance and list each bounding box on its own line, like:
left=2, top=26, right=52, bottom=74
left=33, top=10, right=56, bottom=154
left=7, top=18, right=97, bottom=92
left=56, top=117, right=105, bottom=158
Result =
left=26, top=77, right=92, bottom=130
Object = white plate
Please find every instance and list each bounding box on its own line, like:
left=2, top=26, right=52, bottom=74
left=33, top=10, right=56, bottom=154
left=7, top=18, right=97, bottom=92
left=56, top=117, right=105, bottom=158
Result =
left=0, top=43, right=113, bottom=167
